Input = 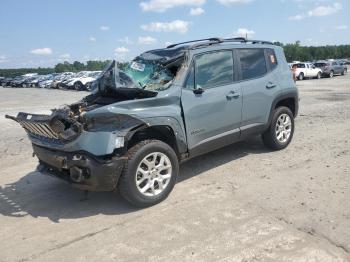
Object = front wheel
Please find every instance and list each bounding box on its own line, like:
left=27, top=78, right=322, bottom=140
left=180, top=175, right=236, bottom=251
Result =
left=262, top=107, right=294, bottom=150
left=329, top=71, right=334, bottom=78
left=316, top=72, right=321, bottom=79
left=74, top=81, right=83, bottom=91
left=298, top=73, right=304, bottom=81
left=118, top=140, right=179, bottom=207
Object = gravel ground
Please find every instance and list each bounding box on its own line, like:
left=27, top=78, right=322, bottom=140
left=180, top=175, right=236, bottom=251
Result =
left=0, top=74, right=350, bottom=261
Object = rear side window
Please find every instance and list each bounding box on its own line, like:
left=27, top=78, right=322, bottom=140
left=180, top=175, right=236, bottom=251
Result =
left=266, top=49, right=278, bottom=70
left=238, top=49, right=267, bottom=80
left=195, top=51, right=234, bottom=89
left=314, top=63, right=326, bottom=67
left=294, top=63, right=305, bottom=68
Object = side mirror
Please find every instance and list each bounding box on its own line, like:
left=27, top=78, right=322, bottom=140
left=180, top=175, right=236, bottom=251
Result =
left=193, top=85, right=204, bottom=94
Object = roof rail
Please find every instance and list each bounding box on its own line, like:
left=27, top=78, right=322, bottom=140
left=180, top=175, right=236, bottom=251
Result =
left=223, top=38, right=274, bottom=45
left=167, top=37, right=223, bottom=48
left=167, top=37, right=274, bottom=50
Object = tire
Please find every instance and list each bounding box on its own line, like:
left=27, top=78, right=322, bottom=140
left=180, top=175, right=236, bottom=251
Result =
left=262, top=107, right=294, bottom=150
left=118, top=139, right=179, bottom=207
left=329, top=70, right=334, bottom=78
left=298, top=73, right=304, bottom=81
left=74, top=81, right=83, bottom=91
left=316, top=72, right=321, bottom=79
left=342, top=68, right=347, bottom=76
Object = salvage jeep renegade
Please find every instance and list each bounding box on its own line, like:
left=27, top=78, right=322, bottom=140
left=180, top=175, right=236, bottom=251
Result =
left=7, top=38, right=298, bottom=207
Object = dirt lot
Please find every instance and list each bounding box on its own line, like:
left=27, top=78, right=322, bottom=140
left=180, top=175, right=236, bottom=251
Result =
left=1, top=74, right=350, bottom=261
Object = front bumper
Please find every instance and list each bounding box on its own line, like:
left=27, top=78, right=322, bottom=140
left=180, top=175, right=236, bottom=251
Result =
left=33, top=144, right=125, bottom=191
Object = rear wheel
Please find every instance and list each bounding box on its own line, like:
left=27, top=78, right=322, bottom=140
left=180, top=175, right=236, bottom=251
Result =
left=316, top=72, right=321, bottom=79
left=298, top=73, right=304, bottom=81
left=262, top=107, right=294, bottom=150
left=342, top=68, right=347, bottom=75
left=329, top=70, right=334, bottom=78
left=118, top=140, right=179, bottom=207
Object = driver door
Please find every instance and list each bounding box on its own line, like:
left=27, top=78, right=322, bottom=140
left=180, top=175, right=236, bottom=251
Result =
left=181, top=50, right=242, bottom=157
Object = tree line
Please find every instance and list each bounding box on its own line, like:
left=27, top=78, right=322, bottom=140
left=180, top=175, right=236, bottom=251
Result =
left=1, top=42, right=350, bottom=77
left=274, top=41, right=350, bottom=62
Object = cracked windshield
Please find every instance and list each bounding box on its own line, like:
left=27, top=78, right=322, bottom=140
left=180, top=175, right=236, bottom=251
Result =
left=122, top=60, right=174, bottom=91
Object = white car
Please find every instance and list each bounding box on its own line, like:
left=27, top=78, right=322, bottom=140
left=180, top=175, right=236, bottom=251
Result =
left=292, top=63, right=322, bottom=80
left=65, top=71, right=101, bottom=90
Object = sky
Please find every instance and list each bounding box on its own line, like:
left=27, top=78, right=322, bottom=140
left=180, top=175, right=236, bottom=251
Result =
left=0, top=0, right=349, bottom=68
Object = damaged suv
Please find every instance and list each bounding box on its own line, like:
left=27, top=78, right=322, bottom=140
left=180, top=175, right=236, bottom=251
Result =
left=7, top=38, right=298, bottom=207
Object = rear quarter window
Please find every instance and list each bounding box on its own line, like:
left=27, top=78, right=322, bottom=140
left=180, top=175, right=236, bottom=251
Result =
left=266, top=49, right=278, bottom=70
left=238, top=49, right=267, bottom=80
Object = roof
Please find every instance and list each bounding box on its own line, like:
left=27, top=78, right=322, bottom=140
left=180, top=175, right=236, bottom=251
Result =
left=138, top=37, right=275, bottom=64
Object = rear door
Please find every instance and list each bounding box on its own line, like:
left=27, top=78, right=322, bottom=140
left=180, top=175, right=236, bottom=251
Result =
left=181, top=50, right=242, bottom=155
left=238, top=48, right=281, bottom=132
left=333, top=61, right=342, bottom=74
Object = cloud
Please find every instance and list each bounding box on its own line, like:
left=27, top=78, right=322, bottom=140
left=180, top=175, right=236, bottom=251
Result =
left=59, top=53, right=71, bottom=60
left=334, top=25, right=348, bottom=30
left=288, top=14, right=305, bottom=21
left=217, top=0, right=253, bottom=5
left=234, top=28, right=255, bottom=38
left=140, top=0, right=205, bottom=12
left=30, top=47, right=52, bottom=55
left=190, top=7, right=205, bottom=16
left=138, top=36, right=157, bottom=45
left=114, top=47, right=130, bottom=61
left=308, top=3, right=342, bottom=17
left=141, top=20, right=189, bottom=34
left=89, top=36, right=96, bottom=42
left=288, top=3, right=342, bottom=22
left=0, top=55, right=9, bottom=63
left=118, top=36, right=133, bottom=45
left=114, top=47, right=130, bottom=54
left=100, top=26, right=110, bottom=31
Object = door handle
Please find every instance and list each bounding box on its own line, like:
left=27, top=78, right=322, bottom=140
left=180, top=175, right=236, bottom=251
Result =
left=226, top=91, right=240, bottom=99
left=266, top=82, right=276, bottom=89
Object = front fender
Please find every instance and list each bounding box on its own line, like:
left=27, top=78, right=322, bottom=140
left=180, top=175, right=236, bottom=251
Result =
left=141, top=116, right=187, bottom=154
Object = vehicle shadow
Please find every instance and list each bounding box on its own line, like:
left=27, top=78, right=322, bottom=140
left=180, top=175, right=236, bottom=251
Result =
left=0, top=136, right=268, bottom=222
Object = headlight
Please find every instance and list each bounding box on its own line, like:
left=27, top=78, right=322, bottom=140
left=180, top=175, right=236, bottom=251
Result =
left=115, top=137, right=125, bottom=148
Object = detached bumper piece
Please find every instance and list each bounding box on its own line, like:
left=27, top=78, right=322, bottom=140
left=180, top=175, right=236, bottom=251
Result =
left=33, top=144, right=125, bottom=191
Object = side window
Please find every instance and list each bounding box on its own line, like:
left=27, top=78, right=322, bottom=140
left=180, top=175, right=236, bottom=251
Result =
left=238, top=49, right=267, bottom=80
left=266, top=48, right=278, bottom=71
left=195, top=51, right=234, bottom=89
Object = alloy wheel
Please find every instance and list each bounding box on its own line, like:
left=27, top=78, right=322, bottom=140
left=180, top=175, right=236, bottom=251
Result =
left=135, top=152, right=172, bottom=197
left=275, top=114, right=292, bottom=143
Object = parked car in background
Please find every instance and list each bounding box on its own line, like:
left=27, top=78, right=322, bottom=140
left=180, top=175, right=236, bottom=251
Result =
left=314, top=60, right=347, bottom=78
left=60, top=71, right=101, bottom=90
left=0, top=77, right=14, bottom=87
left=28, top=75, right=52, bottom=87
left=38, top=74, right=59, bottom=88
left=22, top=75, right=43, bottom=88
left=9, top=76, right=29, bottom=87
left=292, top=62, right=322, bottom=80
left=50, top=72, right=76, bottom=89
